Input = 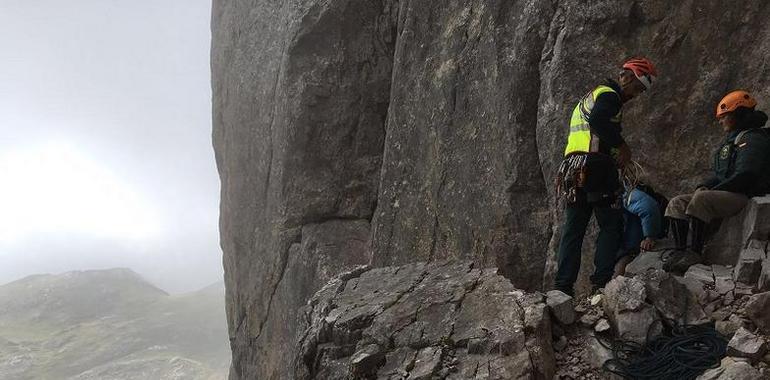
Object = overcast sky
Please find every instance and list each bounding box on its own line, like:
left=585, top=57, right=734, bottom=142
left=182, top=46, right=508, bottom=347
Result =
left=0, top=0, right=219, bottom=293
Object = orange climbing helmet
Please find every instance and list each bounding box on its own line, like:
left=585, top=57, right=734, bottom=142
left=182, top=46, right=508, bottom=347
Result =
left=622, top=57, right=658, bottom=89
left=716, top=90, right=757, bottom=118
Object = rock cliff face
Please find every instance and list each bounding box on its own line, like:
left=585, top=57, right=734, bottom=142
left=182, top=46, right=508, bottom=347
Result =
left=211, top=1, right=770, bottom=378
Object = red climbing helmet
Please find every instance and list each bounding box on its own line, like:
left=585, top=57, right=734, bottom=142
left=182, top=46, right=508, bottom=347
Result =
left=622, top=57, right=658, bottom=90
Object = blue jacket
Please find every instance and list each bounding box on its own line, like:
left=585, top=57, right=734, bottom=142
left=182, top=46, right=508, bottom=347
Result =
left=621, top=188, right=663, bottom=253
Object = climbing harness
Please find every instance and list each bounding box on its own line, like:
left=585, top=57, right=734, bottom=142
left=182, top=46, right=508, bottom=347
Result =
left=555, top=153, right=589, bottom=203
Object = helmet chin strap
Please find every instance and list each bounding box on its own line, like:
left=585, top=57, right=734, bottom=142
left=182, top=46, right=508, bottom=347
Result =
left=635, top=73, right=653, bottom=89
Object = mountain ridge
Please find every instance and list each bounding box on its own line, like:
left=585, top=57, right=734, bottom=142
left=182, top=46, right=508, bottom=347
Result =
left=0, top=268, right=228, bottom=380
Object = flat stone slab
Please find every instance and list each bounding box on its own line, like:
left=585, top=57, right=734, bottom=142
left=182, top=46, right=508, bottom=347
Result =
left=685, top=264, right=715, bottom=285
left=625, top=252, right=664, bottom=277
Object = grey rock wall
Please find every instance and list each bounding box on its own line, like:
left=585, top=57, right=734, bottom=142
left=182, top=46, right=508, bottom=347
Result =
left=212, top=1, right=770, bottom=378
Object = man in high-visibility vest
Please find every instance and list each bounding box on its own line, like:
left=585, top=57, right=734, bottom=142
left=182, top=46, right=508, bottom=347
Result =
left=554, top=58, right=658, bottom=296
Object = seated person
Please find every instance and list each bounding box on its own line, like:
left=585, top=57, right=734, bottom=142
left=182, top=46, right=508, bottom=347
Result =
left=664, top=90, right=770, bottom=272
left=614, top=183, right=667, bottom=277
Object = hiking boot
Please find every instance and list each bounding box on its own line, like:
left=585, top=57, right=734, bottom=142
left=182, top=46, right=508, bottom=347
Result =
left=689, top=217, right=707, bottom=255
left=669, top=217, right=689, bottom=250
left=662, top=249, right=701, bottom=274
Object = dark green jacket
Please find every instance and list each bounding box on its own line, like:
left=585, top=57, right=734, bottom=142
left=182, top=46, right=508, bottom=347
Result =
left=700, top=110, right=770, bottom=197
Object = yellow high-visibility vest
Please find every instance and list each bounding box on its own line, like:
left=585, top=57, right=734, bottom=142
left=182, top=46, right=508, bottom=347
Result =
left=564, top=85, right=622, bottom=156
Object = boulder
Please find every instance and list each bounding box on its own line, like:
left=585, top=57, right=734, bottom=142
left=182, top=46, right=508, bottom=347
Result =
left=638, top=270, right=709, bottom=326
left=745, top=292, right=770, bottom=335
left=743, top=197, right=770, bottom=242
left=546, top=290, right=575, bottom=325
left=727, top=328, right=767, bottom=363
left=676, top=275, right=707, bottom=303
left=603, top=276, right=660, bottom=344
left=734, top=247, right=765, bottom=285
left=706, top=199, right=770, bottom=266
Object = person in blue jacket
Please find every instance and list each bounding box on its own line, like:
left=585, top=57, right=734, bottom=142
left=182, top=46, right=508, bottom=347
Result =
left=614, top=185, right=666, bottom=277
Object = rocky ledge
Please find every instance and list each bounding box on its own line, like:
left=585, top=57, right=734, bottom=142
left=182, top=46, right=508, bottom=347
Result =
left=293, top=258, right=770, bottom=379
left=293, top=261, right=555, bottom=380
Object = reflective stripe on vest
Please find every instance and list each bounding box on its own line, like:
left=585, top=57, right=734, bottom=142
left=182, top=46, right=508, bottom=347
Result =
left=564, top=85, right=622, bottom=156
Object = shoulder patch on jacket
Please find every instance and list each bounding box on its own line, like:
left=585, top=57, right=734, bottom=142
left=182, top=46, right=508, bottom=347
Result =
left=720, top=145, right=731, bottom=159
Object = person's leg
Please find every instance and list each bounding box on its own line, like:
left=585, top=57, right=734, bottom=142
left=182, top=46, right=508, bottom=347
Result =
left=685, top=190, right=749, bottom=223
left=665, top=193, right=693, bottom=250
left=685, top=190, right=748, bottom=255
left=665, top=193, right=693, bottom=220
left=614, top=214, right=641, bottom=278
left=555, top=202, right=592, bottom=296
left=591, top=203, right=624, bottom=288
left=623, top=214, right=643, bottom=253
left=669, top=217, right=690, bottom=250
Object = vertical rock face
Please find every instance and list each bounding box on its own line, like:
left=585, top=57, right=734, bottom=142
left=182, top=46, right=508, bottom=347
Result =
left=212, top=1, right=770, bottom=378
left=370, top=0, right=555, bottom=290
left=212, top=1, right=397, bottom=378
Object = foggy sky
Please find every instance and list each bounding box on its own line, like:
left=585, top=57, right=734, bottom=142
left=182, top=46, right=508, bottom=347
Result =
left=0, top=0, right=220, bottom=293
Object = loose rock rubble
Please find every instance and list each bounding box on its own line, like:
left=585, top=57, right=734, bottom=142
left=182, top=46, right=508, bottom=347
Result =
left=294, top=237, right=770, bottom=378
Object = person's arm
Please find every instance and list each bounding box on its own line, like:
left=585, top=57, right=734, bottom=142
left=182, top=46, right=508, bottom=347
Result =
left=587, top=92, right=624, bottom=148
left=625, top=189, right=662, bottom=239
left=712, top=133, right=768, bottom=193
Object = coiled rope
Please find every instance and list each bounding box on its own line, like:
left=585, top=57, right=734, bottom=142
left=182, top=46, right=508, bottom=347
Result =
left=597, top=295, right=727, bottom=380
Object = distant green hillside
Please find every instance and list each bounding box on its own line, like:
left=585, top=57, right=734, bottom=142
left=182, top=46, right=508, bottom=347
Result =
left=0, top=269, right=229, bottom=380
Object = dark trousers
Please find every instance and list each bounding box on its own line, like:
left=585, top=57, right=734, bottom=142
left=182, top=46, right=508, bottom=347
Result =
left=555, top=197, right=623, bottom=296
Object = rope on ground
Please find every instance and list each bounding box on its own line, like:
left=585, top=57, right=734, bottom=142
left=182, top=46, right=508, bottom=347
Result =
left=596, top=304, right=727, bottom=380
